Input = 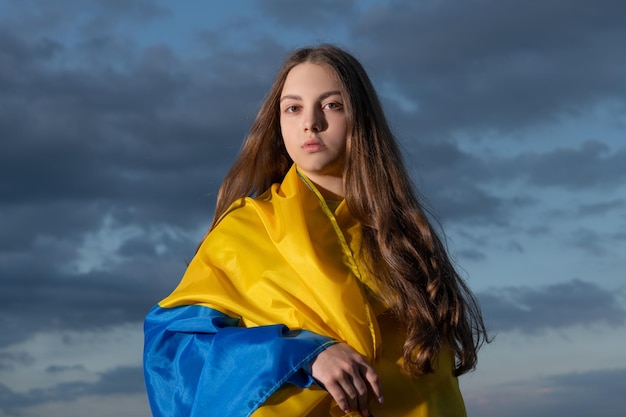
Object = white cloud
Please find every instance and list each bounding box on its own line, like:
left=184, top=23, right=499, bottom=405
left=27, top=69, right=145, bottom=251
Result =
left=0, top=322, right=143, bottom=393
left=0, top=393, right=150, bottom=417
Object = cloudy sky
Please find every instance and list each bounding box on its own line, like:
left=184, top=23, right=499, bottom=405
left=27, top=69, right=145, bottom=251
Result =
left=1, top=0, right=625, bottom=416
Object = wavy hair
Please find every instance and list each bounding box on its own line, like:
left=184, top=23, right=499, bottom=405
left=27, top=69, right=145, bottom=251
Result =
left=210, top=44, right=487, bottom=377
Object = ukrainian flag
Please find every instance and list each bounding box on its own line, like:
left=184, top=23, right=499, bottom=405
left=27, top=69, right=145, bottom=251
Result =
left=143, top=165, right=466, bottom=416
left=144, top=165, right=379, bottom=416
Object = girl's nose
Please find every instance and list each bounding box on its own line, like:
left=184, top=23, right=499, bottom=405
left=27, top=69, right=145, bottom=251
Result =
left=303, top=107, right=325, bottom=132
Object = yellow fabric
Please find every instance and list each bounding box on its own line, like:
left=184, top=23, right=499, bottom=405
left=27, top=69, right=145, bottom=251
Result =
left=160, top=164, right=466, bottom=416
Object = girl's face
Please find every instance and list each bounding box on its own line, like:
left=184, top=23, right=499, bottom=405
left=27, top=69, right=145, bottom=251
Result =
left=279, top=63, right=348, bottom=190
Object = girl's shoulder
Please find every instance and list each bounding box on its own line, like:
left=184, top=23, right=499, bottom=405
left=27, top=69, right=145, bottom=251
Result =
left=212, top=183, right=283, bottom=230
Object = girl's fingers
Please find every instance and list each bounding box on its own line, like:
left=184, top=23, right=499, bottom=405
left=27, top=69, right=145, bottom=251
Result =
left=330, top=376, right=368, bottom=416
left=310, top=343, right=382, bottom=415
left=324, top=379, right=353, bottom=414
left=362, top=365, right=383, bottom=404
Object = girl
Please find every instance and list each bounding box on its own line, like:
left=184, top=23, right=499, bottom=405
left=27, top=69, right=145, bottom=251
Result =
left=144, top=44, right=487, bottom=417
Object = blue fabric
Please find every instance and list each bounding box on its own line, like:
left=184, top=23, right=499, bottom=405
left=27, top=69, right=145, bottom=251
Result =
left=143, top=304, right=336, bottom=417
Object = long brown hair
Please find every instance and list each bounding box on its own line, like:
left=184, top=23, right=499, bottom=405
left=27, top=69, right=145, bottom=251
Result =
left=210, top=44, right=488, bottom=377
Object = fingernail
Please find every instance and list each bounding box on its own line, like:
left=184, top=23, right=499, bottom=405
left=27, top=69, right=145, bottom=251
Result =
left=378, top=395, right=384, bottom=404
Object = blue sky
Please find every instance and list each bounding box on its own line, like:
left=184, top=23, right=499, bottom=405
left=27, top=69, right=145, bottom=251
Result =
left=1, top=0, right=625, bottom=416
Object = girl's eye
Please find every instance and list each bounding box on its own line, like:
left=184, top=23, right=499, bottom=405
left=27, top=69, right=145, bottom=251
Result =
left=285, top=105, right=299, bottom=113
left=324, top=102, right=343, bottom=110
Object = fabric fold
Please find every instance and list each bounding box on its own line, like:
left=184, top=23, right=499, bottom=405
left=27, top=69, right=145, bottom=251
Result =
left=144, top=304, right=336, bottom=417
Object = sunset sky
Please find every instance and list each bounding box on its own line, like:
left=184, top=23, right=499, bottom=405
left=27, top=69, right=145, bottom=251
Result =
left=1, top=1, right=625, bottom=416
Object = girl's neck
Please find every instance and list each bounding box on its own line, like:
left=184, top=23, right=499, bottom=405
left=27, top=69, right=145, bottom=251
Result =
left=308, top=174, right=344, bottom=200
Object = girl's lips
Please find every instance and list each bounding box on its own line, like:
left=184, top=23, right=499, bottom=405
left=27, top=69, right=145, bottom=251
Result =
left=303, top=139, right=326, bottom=152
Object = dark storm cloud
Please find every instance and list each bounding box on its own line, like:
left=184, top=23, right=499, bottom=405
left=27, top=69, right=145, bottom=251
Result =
left=348, top=0, right=626, bottom=137
left=0, top=26, right=238, bottom=222
left=478, top=279, right=626, bottom=334
left=566, top=226, right=626, bottom=258
left=0, top=0, right=169, bottom=31
left=0, top=351, right=34, bottom=372
left=46, top=364, right=86, bottom=374
left=0, top=366, right=144, bottom=416
left=406, top=141, right=504, bottom=222
left=403, top=140, right=541, bottom=225
left=514, top=141, right=626, bottom=190
left=455, top=248, right=487, bottom=262
left=577, top=199, right=625, bottom=217
left=404, top=138, right=625, bottom=229
left=258, top=0, right=357, bottom=28
left=467, top=368, right=626, bottom=417
left=0, top=227, right=194, bottom=347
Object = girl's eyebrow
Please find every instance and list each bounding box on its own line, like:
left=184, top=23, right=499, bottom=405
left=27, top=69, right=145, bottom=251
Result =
left=279, top=90, right=342, bottom=102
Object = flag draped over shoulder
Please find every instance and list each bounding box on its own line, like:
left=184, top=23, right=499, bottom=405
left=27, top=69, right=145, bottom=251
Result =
left=144, top=165, right=380, bottom=417
left=143, top=164, right=468, bottom=417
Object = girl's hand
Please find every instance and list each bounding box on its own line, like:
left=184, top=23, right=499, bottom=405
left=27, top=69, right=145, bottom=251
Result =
left=310, top=343, right=383, bottom=416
